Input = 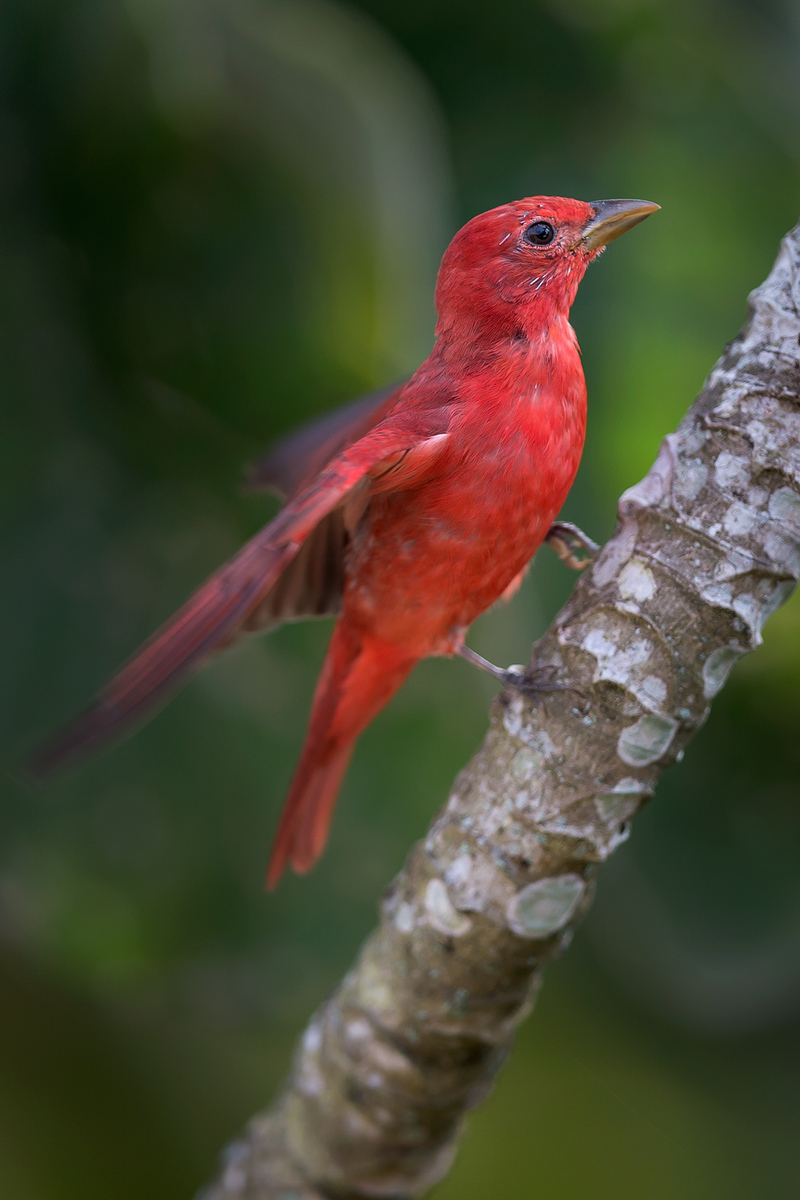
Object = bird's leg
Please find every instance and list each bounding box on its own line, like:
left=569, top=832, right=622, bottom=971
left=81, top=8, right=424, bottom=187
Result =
left=545, top=521, right=600, bottom=570
left=458, top=644, right=521, bottom=685
left=457, top=645, right=581, bottom=698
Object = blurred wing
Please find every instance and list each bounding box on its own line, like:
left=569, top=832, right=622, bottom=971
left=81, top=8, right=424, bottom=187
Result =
left=29, top=419, right=444, bottom=775
left=241, top=423, right=452, bottom=633
left=241, top=504, right=348, bottom=630
left=246, top=383, right=404, bottom=499
left=238, top=382, right=407, bottom=630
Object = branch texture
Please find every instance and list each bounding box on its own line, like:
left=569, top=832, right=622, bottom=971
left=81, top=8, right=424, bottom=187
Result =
left=202, top=220, right=800, bottom=1199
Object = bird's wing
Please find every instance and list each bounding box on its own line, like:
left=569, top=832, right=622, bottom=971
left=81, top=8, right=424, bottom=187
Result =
left=29, top=416, right=448, bottom=775
left=247, top=504, right=349, bottom=628
left=238, top=381, right=405, bottom=629
left=241, top=420, right=452, bottom=633
left=239, top=384, right=406, bottom=630
left=247, top=383, right=405, bottom=500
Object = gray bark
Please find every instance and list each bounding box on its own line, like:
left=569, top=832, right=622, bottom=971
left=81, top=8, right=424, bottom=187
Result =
left=200, top=219, right=800, bottom=1199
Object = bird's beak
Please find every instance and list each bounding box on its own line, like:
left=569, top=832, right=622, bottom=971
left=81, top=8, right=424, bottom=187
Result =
left=576, top=198, right=660, bottom=250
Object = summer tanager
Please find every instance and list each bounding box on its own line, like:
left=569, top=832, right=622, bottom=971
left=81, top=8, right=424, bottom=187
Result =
left=31, top=196, right=658, bottom=887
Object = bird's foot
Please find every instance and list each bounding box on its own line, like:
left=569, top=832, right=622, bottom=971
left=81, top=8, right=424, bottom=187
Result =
left=458, top=645, right=583, bottom=699
left=545, top=521, right=600, bottom=570
left=501, top=662, right=585, bottom=699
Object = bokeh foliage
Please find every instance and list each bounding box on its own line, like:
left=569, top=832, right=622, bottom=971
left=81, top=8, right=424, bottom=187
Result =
left=2, top=0, right=800, bottom=1195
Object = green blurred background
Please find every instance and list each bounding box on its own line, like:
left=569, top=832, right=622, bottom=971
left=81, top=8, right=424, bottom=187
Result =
left=2, top=0, right=800, bottom=1195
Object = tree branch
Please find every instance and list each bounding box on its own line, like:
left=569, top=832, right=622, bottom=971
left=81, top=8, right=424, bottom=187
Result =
left=200, top=219, right=800, bottom=1200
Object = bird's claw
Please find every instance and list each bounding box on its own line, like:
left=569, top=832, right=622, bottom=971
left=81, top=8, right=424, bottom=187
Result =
left=499, top=664, right=529, bottom=689
left=458, top=646, right=584, bottom=701
left=545, top=521, right=600, bottom=570
left=500, top=662, right=584, bottom=700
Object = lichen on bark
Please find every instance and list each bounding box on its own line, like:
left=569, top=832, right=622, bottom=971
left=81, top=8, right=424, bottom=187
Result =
left=201, top=219, right=800, bottom=1200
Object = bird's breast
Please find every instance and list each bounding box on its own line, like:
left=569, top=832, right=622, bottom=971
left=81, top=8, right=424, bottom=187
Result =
left=343, top=369, right=587, bottom=650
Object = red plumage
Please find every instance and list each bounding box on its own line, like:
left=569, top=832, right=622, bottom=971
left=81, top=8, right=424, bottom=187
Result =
left=29, top=195, right=658, bottom=887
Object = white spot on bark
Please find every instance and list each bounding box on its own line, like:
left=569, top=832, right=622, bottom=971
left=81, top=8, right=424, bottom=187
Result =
left=346, top=1018, right=372, bottom=1042
left=680, top=424, right=708, bottom=454
left=511, top=747, right=541, bottom=781
left=442, top=847, right=516, bottom=919
left=395, top=902, right=416, bottom=934
left=595, top=778, right=649, bottom=823
left=507, top=874, right=585, bottom=938
left=714, top=451, right=749, bottom=491
left=617, top=714, right=678, bottom=766
left=701, top=580, right=733, bottom=608
left=532, top=727, right=556, bottom=757
left=444, top=854, right=472, bottom=888
left=723, top=501, right=755, bottom=537
left=501, top=695, right=526, bottom=739
left=369, top=1040, right=415, bottom=1077
left=424, top=879, right=471, bottom=937
left=580, top=627, right=660, bottom=710
left=746, top=418, right=769, bottom=446
left=674, top=458, right=708, bottom=500
left=297, top=1022, right=325, bottom=1096
left=719, top=547, right=757, bottom=579
left=764, top=529, right=800, bottom=573
left=222, top=1144, right=249, bottom=1192
left=702, top=646, right=745, bottom=697
left=769, top=487, right=800, bottom=526
left=303, top=1023, right=323, bottom=1054
left=357, top=960, right=395, bottom=1014
left=592, top=517, right=638, bottom=586
left=733, top=594, right=763, bottom=637
left=502, top=703, right=557, bottom=756
left=640, top=674, right=667, bottom=708
left=618, top=558, right=656, bottom=602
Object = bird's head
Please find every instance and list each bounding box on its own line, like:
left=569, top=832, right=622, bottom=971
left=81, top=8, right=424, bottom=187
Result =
left=434, top=195, right=659, bottom=342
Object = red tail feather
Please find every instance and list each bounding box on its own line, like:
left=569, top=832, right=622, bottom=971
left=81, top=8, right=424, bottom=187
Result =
left=266, top=621, right=416, bottom=889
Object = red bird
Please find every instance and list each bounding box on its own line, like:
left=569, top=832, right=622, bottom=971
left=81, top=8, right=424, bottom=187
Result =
left=31, top=196, right=658, bottom=887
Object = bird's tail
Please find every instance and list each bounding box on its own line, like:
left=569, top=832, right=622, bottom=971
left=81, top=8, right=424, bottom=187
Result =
left=266, top=620, right=416, bottom=889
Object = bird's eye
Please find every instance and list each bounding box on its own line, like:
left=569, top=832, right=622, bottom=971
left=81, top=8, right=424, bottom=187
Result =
left=523, top=220, right=555, bottom=246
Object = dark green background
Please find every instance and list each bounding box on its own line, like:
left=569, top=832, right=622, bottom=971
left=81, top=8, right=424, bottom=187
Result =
left=2, top=0, right=800, bottom=1195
